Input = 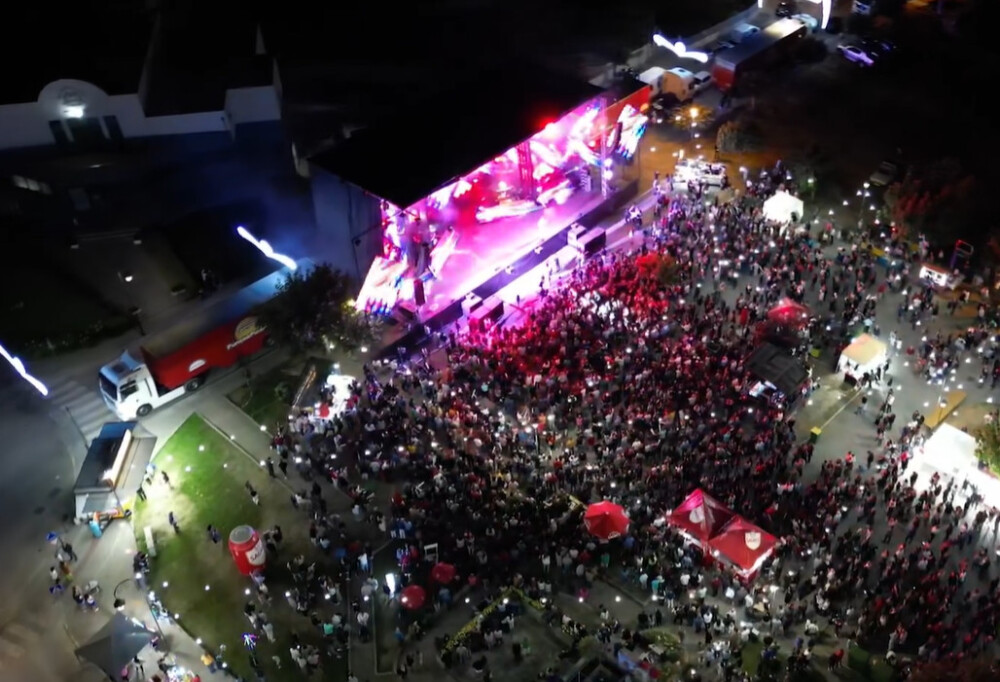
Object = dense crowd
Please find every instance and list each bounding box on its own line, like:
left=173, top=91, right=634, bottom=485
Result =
left=266, top=171, right=1000, bottom=681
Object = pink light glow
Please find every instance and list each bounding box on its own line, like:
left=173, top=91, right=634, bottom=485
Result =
left=355, top=99, right=609, bottom=313
left=476, top=199, right=542, bottom=223
left=453, top=179, right=473, bottom=198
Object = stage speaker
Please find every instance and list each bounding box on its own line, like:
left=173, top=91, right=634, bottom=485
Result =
left=567, top=223, right=588, bottom=248
left=461, top=292, right=484, bottom=316
left=574, top=228, right=606, bottom=257
left=394, top=301, right=418, bottom=324
left=413, top=278, right=426, bottom=306
left=468, top=296, right=504, bottom=332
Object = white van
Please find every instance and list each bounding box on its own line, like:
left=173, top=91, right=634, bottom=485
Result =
left=662, top=68, right=713, bottom=102
left=728, top=23, right=761, bottom=43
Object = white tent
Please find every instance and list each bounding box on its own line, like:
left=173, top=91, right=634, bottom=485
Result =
left=762, top=191, right=804, bottom=224
left=916, top=423, right=1000, bottom=507
left=837, top=333, right=887, bottom=376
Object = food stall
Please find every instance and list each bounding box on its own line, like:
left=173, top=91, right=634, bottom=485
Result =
left=837, top=333, right=888, bottom=383
left=73, top=422, right=156, bottom=530
left=918, top=263, right=961, bottom=290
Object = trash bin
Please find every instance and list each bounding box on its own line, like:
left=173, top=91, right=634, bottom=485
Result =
left=809, top=427, right=821, bottom=444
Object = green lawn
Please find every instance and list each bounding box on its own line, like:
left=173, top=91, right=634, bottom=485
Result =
left=227, top=363, right=302, bottom=429
left=132, top=414, right=343, bottom=682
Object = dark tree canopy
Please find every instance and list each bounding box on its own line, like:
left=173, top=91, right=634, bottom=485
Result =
left=253, top=263, right=370, bottom=355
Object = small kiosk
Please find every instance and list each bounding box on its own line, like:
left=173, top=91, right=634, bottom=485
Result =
left=838, top=333, right=888, bottom=383
left=918, top=263, right=961, bottom=290
left=73, top=422, right=156, bottom=528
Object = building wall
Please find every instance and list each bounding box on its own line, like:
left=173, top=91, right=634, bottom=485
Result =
left=309, top=165, right=382, bottom=283
left=0, top=79, right=281, bottom=151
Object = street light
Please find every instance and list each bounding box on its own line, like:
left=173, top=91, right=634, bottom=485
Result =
left=856, top=185, right=872, bottom=227
left=117, top=271, right=146, bottom=336
left=114, top=576, right=165, bottom=638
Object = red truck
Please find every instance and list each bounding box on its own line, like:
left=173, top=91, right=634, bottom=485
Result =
left=711, top=19, right=808, bottom=92
left=98, top=260, right=308, bottom=418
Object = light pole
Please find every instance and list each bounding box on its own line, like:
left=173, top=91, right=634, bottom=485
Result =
left=856, top=182, right=871, bottom=227
left=118, top=271, right=146, bottom=336
left=114, top=575, right=165, bottom=638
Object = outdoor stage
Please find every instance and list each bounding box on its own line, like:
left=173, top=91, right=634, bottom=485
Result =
left=417, top=190, right=605, bottom=320
left=378, top=180, right=640, bottom=354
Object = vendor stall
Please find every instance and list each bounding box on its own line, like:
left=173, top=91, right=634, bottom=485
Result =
left=707, top=517, right=778, bottom=580
left=837, top=333, right=888, bottom=380
left=762, top=191, right=804, bottom=227
left=914, top=423, right=1000, bottom=507
left=73, top=422, right=156, bottom=526
left=918, top=263, right=961, bottom=290
left=667, top=489, right=735, bottom=545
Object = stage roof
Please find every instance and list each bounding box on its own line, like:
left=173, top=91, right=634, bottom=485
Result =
left=309, top=67, right=603, bottom=209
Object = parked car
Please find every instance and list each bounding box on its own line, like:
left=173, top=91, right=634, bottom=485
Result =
left=728, top=23, right=761, bottom=44
left=869, top=161, right=899, bottom=187
left=861, top=37, right=896, bottom=56
left=707, top=39, right=735, bottom=56
left=791, top=13, right=819, bottom=32
left=690, top=71, right=713, bottom=95
left=776, top=1, right=796, bottom=17
left=837, top=44, right=877, bottom=66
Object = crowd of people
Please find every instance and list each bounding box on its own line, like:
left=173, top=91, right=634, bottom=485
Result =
left=174, top=166, right=1000, bottom=682
left=297, top=166, right=1000, bottom=680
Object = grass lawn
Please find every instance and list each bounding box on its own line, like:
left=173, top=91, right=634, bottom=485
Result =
left=132, top=414, right=344, bottom=682
left=228, top=362, right=305, bottom=429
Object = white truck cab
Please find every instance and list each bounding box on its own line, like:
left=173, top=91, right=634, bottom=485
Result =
left=99, top=351, right=193, bottom=420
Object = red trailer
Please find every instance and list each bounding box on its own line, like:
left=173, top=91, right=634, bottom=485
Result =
left=711, top=19, right=808, bottom=92
left=99, top=260, right=310, bottom=419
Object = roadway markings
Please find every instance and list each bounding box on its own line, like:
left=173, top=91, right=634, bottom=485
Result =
left=46, top=377, right=113, bottom=445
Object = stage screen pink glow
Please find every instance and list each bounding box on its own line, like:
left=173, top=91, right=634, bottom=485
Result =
left=355, top=92, right=647, bottom=317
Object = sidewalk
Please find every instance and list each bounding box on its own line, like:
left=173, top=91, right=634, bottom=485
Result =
left=65, top=520, right=220, bottom=680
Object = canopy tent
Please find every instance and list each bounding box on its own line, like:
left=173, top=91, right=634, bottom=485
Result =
left=766, top=298, right=810, bottom=329
left=667, top=489, right=735, bottom=544
left=708, top=517, right=778, bottom=577
left=762, top=191, right=804, bottom=225
left=746, top=343, right=810, bottom=399
left=837, top=333, right=888, bottom=376
left=584, top=500, right=631, bottom=540
left=75, top=613, right=153, bottom=680
left=916, top=423, right=1000, bottom=507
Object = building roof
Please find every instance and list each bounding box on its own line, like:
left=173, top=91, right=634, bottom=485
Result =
left=309, top=67, right=602, bottom=208
left=141, top=0, right=272, bottom=116
left=0, top=2, right=154, bottom=105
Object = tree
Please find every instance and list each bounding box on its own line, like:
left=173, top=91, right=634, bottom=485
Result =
left=716, top=120, right=761, bottom=154
left=882, top=159, right=980, bottom=242
left=974, top=413, right=1000, bottom=474
left=253, top=263, right=371, bottom=355
left=907, top=656, right=997, bottom=682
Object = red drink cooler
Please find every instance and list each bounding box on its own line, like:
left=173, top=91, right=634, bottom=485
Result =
left=228, top=525, right=266, bottom=575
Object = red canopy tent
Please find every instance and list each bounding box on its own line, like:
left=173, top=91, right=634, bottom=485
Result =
left=766, top=298, right=811, bottom=329
left=707, top=517, right=778, bottom=578
left=666, top=489, right=735, bottom=544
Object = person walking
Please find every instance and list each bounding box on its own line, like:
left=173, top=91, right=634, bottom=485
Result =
left=207, top=525, right=221, bottom=544
left=168, top=511, right=180, bottom=533
left=161, top=471, right=171, bottom=488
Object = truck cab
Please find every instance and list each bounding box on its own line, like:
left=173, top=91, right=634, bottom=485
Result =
left=99, top=351, right=197, bottom=419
